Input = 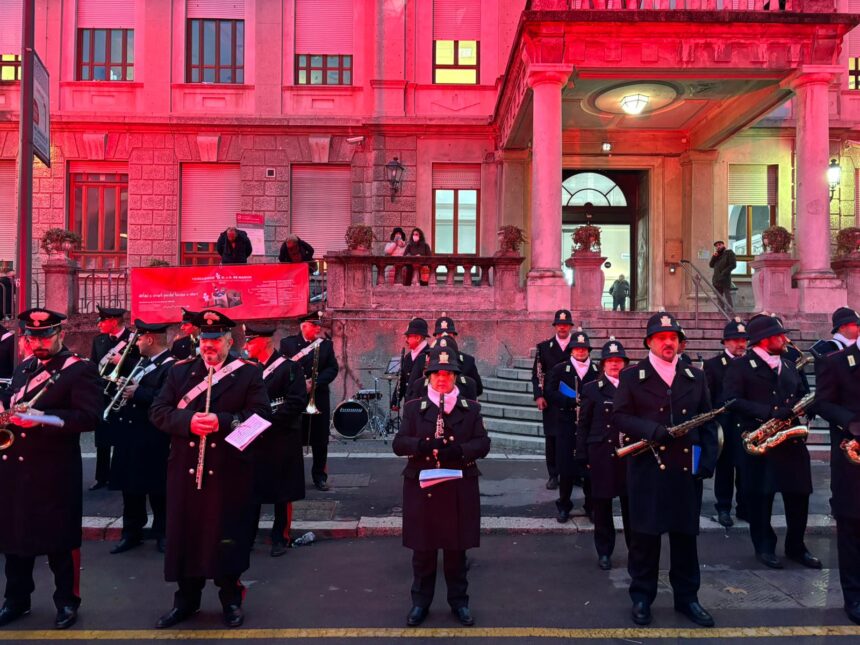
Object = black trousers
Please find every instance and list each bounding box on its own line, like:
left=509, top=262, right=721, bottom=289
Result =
left=715, top=284, right=734, bottom=311
left=557, top=474, right=592, bottom=514
left=303, top=411, right=329, bottom=482
left=411, top=549, right=468, bottom=610
left=836, top=515, right=860, bottom=608
left=4, top=551, right=79, bottom=610
left=122, top=491, right=167, bottom=539
left=592, top=496, right=631, bottom=558
left=746, top=490, right=809, bottom=556
left=544, top=435, right=557, bottom=479
left=612, top=298, right=626, bottom=312
left=174, top=575, right=243, bottom=611
left=94, top=445, right=112, bottom=483
left=714, top=448, right=744, bottom=515
left=254, top=503, right=293, bottom=544
left=628, top=531, right=700, bottom=606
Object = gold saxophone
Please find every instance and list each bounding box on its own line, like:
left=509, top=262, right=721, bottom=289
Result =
left=743, top=391, right=814, bottom=456
left=841, top=438, right=860, bottom=465
left=0, top=371, right=61, bottom=450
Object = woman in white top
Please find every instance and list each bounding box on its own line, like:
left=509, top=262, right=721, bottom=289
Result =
left=384, top=227, right=407, bottom=284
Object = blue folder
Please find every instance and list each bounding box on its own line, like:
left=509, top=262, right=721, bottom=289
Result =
left=559, top=381, right=577, bottom=400
left=692, top=445, right=702, bottom=475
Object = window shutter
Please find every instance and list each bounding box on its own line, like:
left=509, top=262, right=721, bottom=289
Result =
left=433, top=0, right=480, bottom=41
left=291, top=166, right=351, bottom=257
left=181, top=164, right=242, bottom=243
left=848, top=0, right=860, bottom=57
left=186, top=0, right=245, bottom=20
left=0, top=162, right=16, bottom=264
left=856, top=169, right=860, bottom=221
left=0, top=0, right=22, bottom=54
left=432, top=164, right=481, bottom=190
left=295, top=0, right=353, bottom=55
left=728, top=165, right=777, bottom=206
left=77, top=0, right=136, bottom=29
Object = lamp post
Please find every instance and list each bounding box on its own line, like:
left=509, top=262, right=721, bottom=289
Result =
left=828, top=158, right=841, bottom=202
left=386, top=157, right=405, bottom=201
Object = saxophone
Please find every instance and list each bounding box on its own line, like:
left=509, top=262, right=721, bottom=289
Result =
left=743, top=391, right=814, bottom=456
left=0, top=371, right=61, bottom=450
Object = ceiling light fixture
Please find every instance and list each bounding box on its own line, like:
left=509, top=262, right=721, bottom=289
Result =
left=620, top=93, right=649, bottom=116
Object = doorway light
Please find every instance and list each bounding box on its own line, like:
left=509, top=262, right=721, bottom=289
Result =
left=620, top=94, right=649, bottom=116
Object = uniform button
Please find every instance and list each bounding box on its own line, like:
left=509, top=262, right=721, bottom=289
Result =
left=1, top=455, right=6, bottom=461
left=660, top=446, right=666, bottom=452
left=188, top=468, right=194, bottom=474
left=682, top=409, right=687, bottom=414
left=427, top=493, right=432, bottom=498
left=606, top=424, right=611, bottom=428
left=773, top=406, right=778, bottom=410
left=425, top=457, right=430, bottom=462
left=20, top=433, right=25, bottom=438
left=683, top=448, right=689, bottom=454
left=660, top=407, right=665, bottom=412
left=683, top=467, right=688, bottom=472
left=210, top=442, right=216, bottom=448
left=189, top=441, right=195, bottom=447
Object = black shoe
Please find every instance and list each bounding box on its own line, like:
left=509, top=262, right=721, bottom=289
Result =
left=155, top=606, right=198, bottom=629
left=54, top=606, right=77, bottom=630
left=110, top=537, right=143, bottom=554
left=0, top=604, right=30, bottom=627
left=452, top=606, right=474, bottom=626
left=271, top=541, right=289, bottom=557
left=545, top=476, right=558, bottom=490
left=845, top=602, right=860, bottom=625
left=156, top=537, right=167, bottom=553
left=756, top=552, right=783, bottom=569
left=717, top=511, right=734, bottom=528
left=631, top=601, right=652, bottom=626
left=598, top=555, right=612, bottom=571
left=313, top=479, right=330, bottom=491
left=787, top=550, right=822, bottom=569
left=223, top=604, right=244, bottom=628
left=406, top=606, right=428, bottom=627
left=556, top=508, right=570, bottom=524
left=88, top=481, right=107, bottom=491
left=674, top=601, right=714, bottom=627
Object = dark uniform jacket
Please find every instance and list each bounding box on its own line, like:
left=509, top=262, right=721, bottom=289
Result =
left=92, top=328, right=140, bottom=449
left=171, top=335, right=199, bottom=361
left=279, top=335, right=338, bottom=415
left=531, top=337, right=574, bottom=437
left=0, top=350, right=101, bottom=556
left=406, top=373, right=478, bottom=403
left=723, top=350, right=811, bottom=495
left=0, top=330, right=13, bottom=379
left=109, top=350, right=174, bottom=495
left=149, top=356, right=270, bottom=581
left=252, top=352, right=307, bottom=504
left=703, top=351, right=741, bottom=464
left=546, top=359, right=599, bottom=477
left=397, top=345, right=428, bottom=406
left=612, top=358, right=719, bottom=535
left=408, top=350, right=483, bottom=400
left=393, top=395, right=490, bottom=551
left=814, top=343, right=860, bottom=519
left=575, top=378, right=630, bottom=499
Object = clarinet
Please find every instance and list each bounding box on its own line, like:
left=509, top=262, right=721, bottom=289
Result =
left=195, top=366, right=215, bottom=490
left=434, top=393, right=446, bottom=468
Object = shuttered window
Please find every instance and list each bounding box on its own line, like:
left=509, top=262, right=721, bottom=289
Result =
left=181, top=164, right=241, bottom=248
left=728, top=164, right=777, bottom=276
left=432, top=164, right=481, bottom=190
left=187, top=0, right=245, bottom=19
left=727, top=165, right=777, bottom=206
left=295, top=0, right=353, bottom=56
left=433, top=164, right=480, bottom=255
left=77, top=0, right=136, bottom=29
left=433, top=0, right=480, bottom=41
left=291, top=166, right=350, bottom=258
left=0, top=0, right=22, bottom=54
left=0, top=163, right=16, bottom=267
left=432, top=0, right=480, bottom=85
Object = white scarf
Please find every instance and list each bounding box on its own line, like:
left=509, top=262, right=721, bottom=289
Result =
left=833, top=333, right=857, bottom=349
left=648, top=352, right=678, bottom=387
left=427, top=385, right=459, bottom=414
left=605, top=374, right=619, bottom=388
left=410, top=340, right=428, bottom=361
left=725, top=349, right=738, bottom=360
left=752, top=346, right=782, bottom=374
left=555, top=335, right=570, bottom=352
left=570, top=357, right=590, bottom=380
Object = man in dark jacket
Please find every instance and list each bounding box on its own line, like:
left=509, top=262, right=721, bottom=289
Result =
left=171, top=308, right=200, bottom=360
left=149, top=310, right=270, bottom=629
left=407, top=316, right=483, bottom=399
left=216, top=227, right=253, bottom=265
left=406, top=337, right=479, bottom=401
left=609, top=275, right=630, bottom=311
left=278, top=235, right=316, bottom=273
left=0, top=308, right=102, bottom=630
left=709, top=241, right=736, bottom=311
left=0, top=323, right=14, bottom=382
left=810, top=307, right=860, bottom=359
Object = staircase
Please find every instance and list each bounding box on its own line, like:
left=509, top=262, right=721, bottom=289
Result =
left=479, top=311, right=832, bottom=461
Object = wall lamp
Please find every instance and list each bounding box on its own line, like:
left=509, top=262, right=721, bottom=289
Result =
left=828, top=158, right=841, bottom=202
left=386, top=157, right=405, bottom=201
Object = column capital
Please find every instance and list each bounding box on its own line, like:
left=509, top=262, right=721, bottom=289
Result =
left=525, top=64, right=573, bottom=89
left=785, top=65, right=842, bottom=91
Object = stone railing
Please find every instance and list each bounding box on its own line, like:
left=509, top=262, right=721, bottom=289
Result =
left=324, top=253, right=526, bottom=312
left=528, top=0, right=834, bottom=11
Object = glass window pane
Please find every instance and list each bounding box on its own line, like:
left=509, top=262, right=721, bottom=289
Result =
left=103, top=188, right=116, bottom=251
left=457, top=190, right=477, bottom=255
left=81, top=30, right=90, bottom=63
left=110, top=30, right=123, bottom=63
left=81, top=66, right=90, bottom=80
left=435, top=68, right=476, bottom=84
left=127, top=31, right=134, bottom=63
left=435, top=40, right=454, bottom=65
left=458, top=40, right=477, bottom=65
left=220, top=22, right=232, bottom=66
left=326, top=70, right=339, bottom=84
left=310, top=70, right=323, bottom=84
left=311, top=55, right=323, bottom=68
left=343, top=70, right=351, bottom=85
left=203, top=21, right=215, bottom=66
left=86, top=187, right=100, bottom=250
left=204, top=68, right=215, bottom=83
left=298, top=54, right=306, bottom=67
left=435, top=190, right=455, bottom=254
left=94, top=30, right=106, bottom=63
left=110, top=66, right=122, bottom=81
left=191, top=22, right=199, bottom=65
left=220, top=68, right=232, bottom=83
left=728, top=205, right=748, bottom=275
left=120, top=189, right=128, bottom=251
left=126, top=67, right=134, bottom=81
left=191, top=68, right=199, bottom=83
left=236, top=69, right=243, bottom=83
left=327, top=55, right=339, bottom=67
left=750, top=206, right=772, bottom=256
left=343, top=55, right=351, bottom=68
left=74, top=187, right=83, bottom=235
left=236, top=22, right=244, bottom=66
left=93, top=66, right=106, bottom=81
left=298, top=70, right=306, bottom=84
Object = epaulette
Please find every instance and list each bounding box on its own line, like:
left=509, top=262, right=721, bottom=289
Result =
left=174, top=357, right=195, bottom=366
left=749, top=358, right=758, bottom=369
left=565, top=364, right=571, bottom=373
left=848, top=353, right=857, bottom=369
left=683, top=367, right=695, bottom=380
left=597, top=379, right=604, bottom=388
left=420, top=399, right=428, bottom=411
left=460, top=398, right=470, bottom=409
left=548, top=340, right=554, bottom=349
left=720, top=355, right=728, bottom=367
left=638, top=368, right=648, bottom=382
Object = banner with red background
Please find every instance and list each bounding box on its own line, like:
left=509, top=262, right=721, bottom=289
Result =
left=131, top=263, right=309, bottom=323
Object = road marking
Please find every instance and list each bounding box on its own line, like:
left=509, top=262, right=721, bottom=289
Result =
left=1, top=625, right=859, bottom=640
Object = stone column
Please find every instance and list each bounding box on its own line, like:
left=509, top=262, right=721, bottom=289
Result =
left=680, top=151, right=718, bottom=310
left=42, top=257, right=79, bottom=316
left=793, top=68, right=846, bottom=313
left=526, top=64, right=572, bottom=313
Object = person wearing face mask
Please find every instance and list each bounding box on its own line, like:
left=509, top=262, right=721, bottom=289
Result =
left=612, top=313, right=718, bottom=628
left=149, top=310, right=270, bottom=629
left=403, top=228, right=433, bottom=286
left=171, top=309, right=201, bottom=360
left=545, top=327, right=599, bottom=524
left=702, top=318, right=749, bottom=528
left=723, top=314, right=819, bottom=572
left=575, top=338, right=632, bottom=571
left=384, top=227, right=408, bottom=284
left=0, top=309, right=102, bottom=630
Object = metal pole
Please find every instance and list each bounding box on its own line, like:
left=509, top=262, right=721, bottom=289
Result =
left=16, top=0, right=35, bottom=316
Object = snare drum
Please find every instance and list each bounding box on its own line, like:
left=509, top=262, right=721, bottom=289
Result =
left=355, top=389, right=383, bottom=402
left=332, top=399, right=370, bottom=438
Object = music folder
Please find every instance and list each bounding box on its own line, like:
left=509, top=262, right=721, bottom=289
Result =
left=225, top=414, right=271, bottom=451
left=419, top=468, right=463, bottom=488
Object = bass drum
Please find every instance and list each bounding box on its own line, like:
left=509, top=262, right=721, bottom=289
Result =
left=332, top=399, right=370, bottom=439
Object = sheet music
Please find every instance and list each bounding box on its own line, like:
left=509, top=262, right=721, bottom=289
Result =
left=225, top=414, right=272, bottom=451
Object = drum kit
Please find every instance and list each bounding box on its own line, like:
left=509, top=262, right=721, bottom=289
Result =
left=331, top=364, right=401, bottom=441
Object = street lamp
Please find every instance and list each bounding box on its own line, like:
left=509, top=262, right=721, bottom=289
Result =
left=828, top=158, right=841, bottom=202
left=386, top=157, right=405, bottom=201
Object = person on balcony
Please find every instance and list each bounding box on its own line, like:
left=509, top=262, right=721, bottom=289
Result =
left=709, top=241, right=736, bottom=312
left=384, top=227, right=408, bottom=284
left=215, top=227, right=253, bottom=265
left=278, top=235, right=317, bottom=274
left=403, top=228, right=432, bottom=286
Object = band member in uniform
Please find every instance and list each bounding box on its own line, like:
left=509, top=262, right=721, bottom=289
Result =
left=816, top=331, right=860, bottom=624
left=0, top=323, right=13, bottom=381
left=90, top=305, right=139, bottom=490
left=531, top=309, right=575, bottom=490
left=171, top=309, right=200, bottom=360
left=723, top=314, right=820, bottom=570
left=149, top=310, right=270, bottom=629
left=243, top=323, right=306, bottom=557
left=575, top=338, right=631, bottom=570
left=810, top=307, right=859, bottom=359
left=546, top=328, right=598, bottom=523
left=406, top=337, right=479, bottom=402
left=613, top=313, right=718, bottom=627
left=408, top=316, right=483, bottom=397
left=108, top=320, right=175, bottom=555
left=394, top=318, right=430, bottom=408
left=393, top=345, right=491, bottom=628
left=279, top=312, right=339, bottom=491
left=703, top=318, right=748, bottom=528
left=0, top=309, right=102, bottom=629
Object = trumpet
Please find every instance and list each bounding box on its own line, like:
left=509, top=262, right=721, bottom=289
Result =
left=0, top=371, right=60, bottom=450
left=103, top=332, right=140, bottom=394
left=743, top=391, right=814, bottom=456
left=102, top=357, right=146, bottom=421
left=195, top=365, right=215, bottom=490
left=304, top=343, right=320, bottom=415
left=0, top=378, right=11, bottom=387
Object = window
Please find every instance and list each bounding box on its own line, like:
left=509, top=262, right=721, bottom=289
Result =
left=295, top=54, right=352, bottom=85
left=70, top=173, right=129, bottom=270
left=433, top=40, right=478, bottom=85
left=727, top=164, right=778, bottom=276
left=294, top=0, right=353, bottom=86
left=186, top=19, right=244, bottom=84
left=181, top=242, right=219, bottom=266
left=850, top=58, right=860, bottom=91
left=181, top=164, right=241, bottom=265
left=0, top=54, right=20, bottom=82
left=77, top=29, right=134, bottom=81
left=433, top=189, right=479, bottom=254
left=562, top=172, right=628, bottom=207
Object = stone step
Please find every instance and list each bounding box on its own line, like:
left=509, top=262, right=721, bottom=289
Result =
left=480, top=402, right=543, bottom=422
left=479, top=390, right=536, bottom=407
left=497, top=366, right=534, bottom=380
left=482, top=376, right=533, bottom=393
left=484, top=416, right=543, bottom=437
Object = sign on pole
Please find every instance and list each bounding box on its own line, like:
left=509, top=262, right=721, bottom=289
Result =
left=31, top=51, right=50, bottom=168
left=236, top=213, right=265, bottom=255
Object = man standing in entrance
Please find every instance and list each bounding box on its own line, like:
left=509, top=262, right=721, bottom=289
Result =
left=609, top=275, right=630, bottom=311
left=709, top=241, right=736, bottom=312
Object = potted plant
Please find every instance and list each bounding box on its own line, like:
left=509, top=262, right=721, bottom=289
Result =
left=40, top=228, right=82, bottom=258
left=344, top=224, right=374, bottom=254
left=761, top=225, right=792, bottom=254
left=836, top=227, right=860, bottom=258
left=495, top=225, right=527, bottom=257
left=571, top=223, right=602, bottom=254
left=147, top=258, right=171, bottom=268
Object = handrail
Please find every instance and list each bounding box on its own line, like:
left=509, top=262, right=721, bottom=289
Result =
left=679, top=259, right=733, bottom=323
